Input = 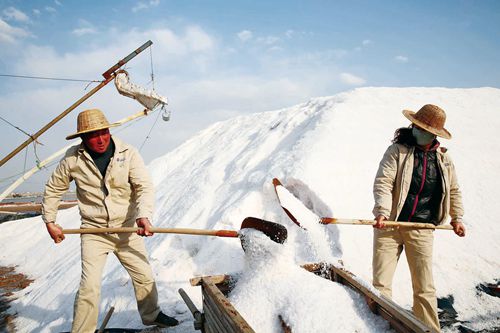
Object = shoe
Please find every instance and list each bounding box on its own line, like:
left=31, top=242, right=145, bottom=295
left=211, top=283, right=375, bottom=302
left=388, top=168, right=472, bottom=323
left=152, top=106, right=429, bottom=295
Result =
left=150, top=311, right=179, bottom=327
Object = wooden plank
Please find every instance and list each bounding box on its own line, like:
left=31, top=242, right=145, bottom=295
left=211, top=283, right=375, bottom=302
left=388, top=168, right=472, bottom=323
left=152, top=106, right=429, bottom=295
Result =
left=204, top=311, right=222, bottom=333
left=204, top=299, right=228, bottom=333
left=204, top=287, right=247, bottom=332
left=302, top=263, right=435, bottom=333
left=203, top=288, right=245, bottom=333
left=190, top=274, right=227, bottom=287
left=201, top=277, right=255, bottom=333
left=193, top=264, right=434, bottom=333
left=202, top=280, right=254, bottom=333
left=378, top=307, right=414, bottom=333
left=332, top=266, right=434, bottom=333
left=204, top=292, right=235, bottom=333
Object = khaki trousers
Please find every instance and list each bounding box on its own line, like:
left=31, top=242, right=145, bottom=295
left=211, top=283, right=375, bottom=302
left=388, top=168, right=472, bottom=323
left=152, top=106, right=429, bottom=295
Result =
left=372, top=228, right=440, bottom=332
left=71, top=233, right=160, bottom=333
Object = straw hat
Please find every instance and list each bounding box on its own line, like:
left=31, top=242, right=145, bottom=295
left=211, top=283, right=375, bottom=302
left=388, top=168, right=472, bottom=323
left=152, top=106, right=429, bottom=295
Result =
left=66, top=109, right=119, bottom=140
left=402, top=104, right=452, bottom=139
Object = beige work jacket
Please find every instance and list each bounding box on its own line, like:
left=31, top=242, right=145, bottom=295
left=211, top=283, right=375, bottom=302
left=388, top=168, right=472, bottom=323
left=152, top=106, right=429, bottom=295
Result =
left=373, top=143, right=464, bottom=225
left=42, top=137, right=154, bottom=228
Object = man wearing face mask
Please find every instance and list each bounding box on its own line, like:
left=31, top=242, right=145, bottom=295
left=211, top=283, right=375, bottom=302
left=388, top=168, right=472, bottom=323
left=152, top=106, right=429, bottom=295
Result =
left=372, top=104, right=465, bottom=332
left=42, top=109, right=179, bottom=332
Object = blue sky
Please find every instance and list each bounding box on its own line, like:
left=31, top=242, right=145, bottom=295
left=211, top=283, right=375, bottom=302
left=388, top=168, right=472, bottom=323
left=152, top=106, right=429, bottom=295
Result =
left=0, top=0, right=499, bottom=192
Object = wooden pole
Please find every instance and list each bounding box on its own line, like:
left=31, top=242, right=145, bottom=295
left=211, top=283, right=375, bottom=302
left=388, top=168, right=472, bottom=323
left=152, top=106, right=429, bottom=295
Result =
left=0, top=40, right=153, bottom=168
left=320, top=217, right=454, bottom=230
left=110, top=109, right=150, bottom=126
left=62, top=227, right=240, bottom=237
left=0, top=108, right=155, bottom=201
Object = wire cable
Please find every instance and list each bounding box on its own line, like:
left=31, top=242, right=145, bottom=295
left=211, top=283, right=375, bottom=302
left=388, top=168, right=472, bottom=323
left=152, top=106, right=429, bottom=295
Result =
left=0, top=116, right=32, bottom=138
left=0, top=73, right=101, bottom=83
left=139, top=109, right=162, bottom=152
left=149, top=45, right=155, bottom=90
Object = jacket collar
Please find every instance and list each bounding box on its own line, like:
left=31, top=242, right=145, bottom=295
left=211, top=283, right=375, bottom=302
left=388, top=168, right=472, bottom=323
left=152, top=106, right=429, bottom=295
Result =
left=415, top=139, right=440, bottom=152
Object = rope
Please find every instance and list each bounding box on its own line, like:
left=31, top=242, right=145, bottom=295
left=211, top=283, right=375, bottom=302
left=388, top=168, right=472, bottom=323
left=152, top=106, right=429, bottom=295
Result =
left=149, top=45, right=155, bottom=90
left=0, top=74, right=101, bottom=83
left=33, top=142, right=42, bottom=169
left=139, top=109, right=162, bottom=152
left=0, top=116, right=32, bottom=138
left=136, top=44, right=161, bottom=152
left=114, top=115, right=144, bottom=133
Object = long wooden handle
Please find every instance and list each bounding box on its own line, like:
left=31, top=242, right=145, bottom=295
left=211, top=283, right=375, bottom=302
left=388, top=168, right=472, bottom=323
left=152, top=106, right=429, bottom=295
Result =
left=320, top=218, right=454, bottom=230
left=0, top=40, right=152, bottom=168
left=62, top=227, right=239, bottom=237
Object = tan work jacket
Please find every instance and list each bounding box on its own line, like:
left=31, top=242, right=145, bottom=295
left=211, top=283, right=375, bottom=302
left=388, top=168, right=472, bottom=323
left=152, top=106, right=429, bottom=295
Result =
left=373, top=143, right=464, bottom=225
left=42, top=137, right=154, bottom=228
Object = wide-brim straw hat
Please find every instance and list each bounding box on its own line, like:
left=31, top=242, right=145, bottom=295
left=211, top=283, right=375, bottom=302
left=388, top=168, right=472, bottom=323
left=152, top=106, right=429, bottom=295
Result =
left=402, top=104, right=452, bottom=139
left=66, top=109, right=120, bottom=140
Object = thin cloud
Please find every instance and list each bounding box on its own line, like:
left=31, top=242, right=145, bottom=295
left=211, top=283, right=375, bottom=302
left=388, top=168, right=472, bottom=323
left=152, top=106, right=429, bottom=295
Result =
left=237, top=30, right=252, bottom=42
left=54, top=0, right=63, bottom=5
left=45, top=7, right=57, bottom=13
left=184, top=26, right=214, bottom=51
left=72, top=19, right=98, bottom=36
left=395, top=55, right=409, bottom=63
left=14, top=25, right=216, bottom=77
left=339, top=72, right=366, bottom=85
left=0, top=18, right=31, bottom=43
left=268, top=46, right=283, bottom=52
left=33, top=9, right=41, bottom=16
left=132, top=0, right=160, bottom=13
left=355, top=39, right=373, bottom=51
left=72, top=27, right=97, bottom=36
left=2, top=7, right=30, bottom=23
left=257, top=35, right=280, bottom=45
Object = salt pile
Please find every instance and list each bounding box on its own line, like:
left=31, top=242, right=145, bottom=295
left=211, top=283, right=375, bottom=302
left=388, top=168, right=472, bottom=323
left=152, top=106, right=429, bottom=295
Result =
left=230, top=229, right=392, bottom=332
left=1, top=87, right=499, bottom=332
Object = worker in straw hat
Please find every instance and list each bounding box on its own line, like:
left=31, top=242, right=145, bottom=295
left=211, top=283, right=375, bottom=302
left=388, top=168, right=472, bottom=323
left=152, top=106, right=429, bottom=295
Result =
left=42, top=109, right=178, bottom=332
left=372, top=104, right=465, bottom=332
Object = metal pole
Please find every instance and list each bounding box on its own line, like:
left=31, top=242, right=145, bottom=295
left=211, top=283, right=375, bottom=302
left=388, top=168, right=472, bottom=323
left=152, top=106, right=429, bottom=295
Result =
left=97, top=306, right=115, bottom=333
left=178, top=288, right=204, bottom=330
left=0, top=40, right=153, bottom=168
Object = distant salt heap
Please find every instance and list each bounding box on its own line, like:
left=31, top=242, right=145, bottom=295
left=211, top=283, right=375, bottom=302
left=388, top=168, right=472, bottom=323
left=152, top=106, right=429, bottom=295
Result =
left=230, top=229, right=392, bottom=333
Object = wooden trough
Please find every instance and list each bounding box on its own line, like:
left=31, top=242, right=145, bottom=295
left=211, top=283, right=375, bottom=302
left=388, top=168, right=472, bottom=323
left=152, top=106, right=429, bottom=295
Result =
left=180, top=263, right=437, bottom=333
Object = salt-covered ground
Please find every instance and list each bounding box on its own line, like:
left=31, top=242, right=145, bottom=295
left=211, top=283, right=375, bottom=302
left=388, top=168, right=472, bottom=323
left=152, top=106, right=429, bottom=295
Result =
left=0, top=87, right=499, bottom=332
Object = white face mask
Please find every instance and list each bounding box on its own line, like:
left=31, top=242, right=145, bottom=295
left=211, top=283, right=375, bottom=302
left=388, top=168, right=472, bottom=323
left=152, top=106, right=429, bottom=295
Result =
left=412, top=127, right=436, bottom=145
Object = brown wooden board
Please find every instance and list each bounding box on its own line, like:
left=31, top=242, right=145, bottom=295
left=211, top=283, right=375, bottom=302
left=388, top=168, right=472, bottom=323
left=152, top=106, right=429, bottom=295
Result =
left=204, top=291, right=237, bottom=332
left=302, top=263, right=436, bottom=333
left=201, top=278, right=255, bottom=333
left=188, top=263, right=436, bottom=333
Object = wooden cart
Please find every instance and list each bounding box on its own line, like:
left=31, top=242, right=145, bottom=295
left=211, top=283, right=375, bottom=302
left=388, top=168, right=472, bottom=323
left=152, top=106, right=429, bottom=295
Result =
left=179, top=263, right=437, bottom=333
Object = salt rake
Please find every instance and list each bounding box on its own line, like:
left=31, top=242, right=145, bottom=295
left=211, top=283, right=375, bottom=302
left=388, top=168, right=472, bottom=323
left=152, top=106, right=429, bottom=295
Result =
left=272, top=178, right=453, bottom=231
left=319, top=217, right=453, bottom=230
left=62, top=217, right=288, bottom=244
